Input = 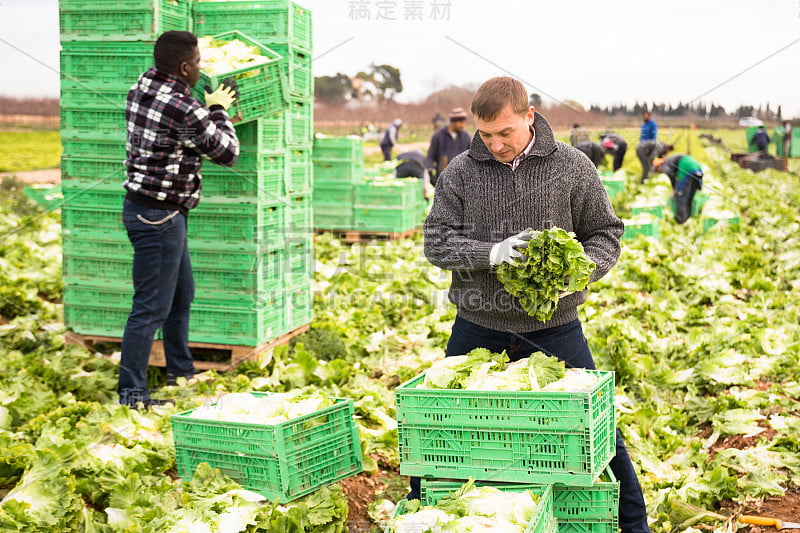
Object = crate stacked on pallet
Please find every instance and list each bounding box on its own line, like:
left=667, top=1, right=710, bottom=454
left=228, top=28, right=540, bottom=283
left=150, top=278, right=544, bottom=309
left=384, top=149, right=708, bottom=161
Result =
left=59, top=0, right=193, bottom=339
left=60, top=0, right=316, bottom=353
left=394, top=370, right=621, bottom=533
left=193, top=0, right=314, bottom=336
left=311, top=135, right=363, bottom=230
left=312, top=136, right=427, bottom=235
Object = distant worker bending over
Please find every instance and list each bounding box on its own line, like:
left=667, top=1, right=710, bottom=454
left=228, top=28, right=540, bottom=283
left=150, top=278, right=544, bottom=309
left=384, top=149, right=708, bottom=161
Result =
left=576, top=140, right=606, bottom=168
left=380, top=118, right=403, bottom=161
left=653, top=153, right=703, bottom=224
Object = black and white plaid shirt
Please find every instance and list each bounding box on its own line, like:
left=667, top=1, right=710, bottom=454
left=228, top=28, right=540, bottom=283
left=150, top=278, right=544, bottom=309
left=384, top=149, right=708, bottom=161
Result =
left=124, top=67, right=239, bottom=210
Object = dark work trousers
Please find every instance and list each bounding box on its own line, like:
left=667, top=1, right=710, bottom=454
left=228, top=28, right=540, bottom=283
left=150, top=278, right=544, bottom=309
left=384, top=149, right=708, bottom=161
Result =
left=119, top=200, right=196, bottom=405
left=380, top=142, right=393, bottom=161
left=613, top=141, right=628, bottom=171
left=408, top=316, right=651, bottom=533
left=636, top=141, right=660, bottom=183
left=673, top=177, right=701, bottom=224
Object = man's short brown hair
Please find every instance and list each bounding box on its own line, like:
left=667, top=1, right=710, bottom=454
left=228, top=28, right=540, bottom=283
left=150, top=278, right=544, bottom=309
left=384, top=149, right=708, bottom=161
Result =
left=470, top=77, right=529, bottom=121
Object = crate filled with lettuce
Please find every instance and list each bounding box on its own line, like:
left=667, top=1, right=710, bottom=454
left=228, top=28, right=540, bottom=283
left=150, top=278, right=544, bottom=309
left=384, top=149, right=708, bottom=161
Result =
left=387, top=481, right=555, bottom=533
left=397, top=349, right=616, bottom=486
left=193, top=31, right=287, bottom=123
left=171, top=390, right=362, bottom=501
left=420, top=468, right=620, bottom=533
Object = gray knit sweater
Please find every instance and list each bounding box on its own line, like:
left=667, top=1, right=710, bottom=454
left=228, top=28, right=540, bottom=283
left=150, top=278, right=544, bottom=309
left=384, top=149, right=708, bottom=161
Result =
left=423, top=111, right=624, bottom=333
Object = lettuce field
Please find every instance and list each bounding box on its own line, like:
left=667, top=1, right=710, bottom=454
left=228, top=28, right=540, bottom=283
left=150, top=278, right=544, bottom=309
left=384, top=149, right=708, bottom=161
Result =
left=1, top=133, right=800, bottom=532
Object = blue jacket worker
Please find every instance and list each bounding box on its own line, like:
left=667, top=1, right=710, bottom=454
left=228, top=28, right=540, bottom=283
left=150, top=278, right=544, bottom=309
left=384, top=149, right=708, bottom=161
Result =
left=422, top=76, right=652, bottom=533
left=639, top=110, right=657, bottom=141
left=120, top=31, right=239, bottom=408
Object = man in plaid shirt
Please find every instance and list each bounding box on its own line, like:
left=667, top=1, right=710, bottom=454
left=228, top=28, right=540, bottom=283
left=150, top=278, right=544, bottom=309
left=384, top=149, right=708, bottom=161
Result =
left=119, top=31, right=239, bottom=408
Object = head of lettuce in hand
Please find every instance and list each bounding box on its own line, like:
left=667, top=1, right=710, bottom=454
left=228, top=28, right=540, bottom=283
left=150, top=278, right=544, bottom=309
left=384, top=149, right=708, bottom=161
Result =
left=496, top=227, right=596, bottom=322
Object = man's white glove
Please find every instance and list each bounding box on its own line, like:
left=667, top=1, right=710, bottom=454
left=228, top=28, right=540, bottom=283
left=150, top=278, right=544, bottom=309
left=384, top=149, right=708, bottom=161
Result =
left=490, top=229, right=534, bottom=267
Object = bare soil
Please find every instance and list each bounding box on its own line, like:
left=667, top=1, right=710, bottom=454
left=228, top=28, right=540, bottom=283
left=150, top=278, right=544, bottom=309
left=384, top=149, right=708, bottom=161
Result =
left=0, top=169, right=61, bottom=184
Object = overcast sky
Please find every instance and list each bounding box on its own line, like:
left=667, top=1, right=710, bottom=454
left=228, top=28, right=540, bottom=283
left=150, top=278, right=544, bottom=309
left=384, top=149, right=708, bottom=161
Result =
left=2, top=0, right=799, bottom=116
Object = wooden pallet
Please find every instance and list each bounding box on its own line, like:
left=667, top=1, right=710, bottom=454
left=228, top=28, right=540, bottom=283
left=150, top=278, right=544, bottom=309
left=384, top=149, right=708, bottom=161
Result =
left=316, top=227, right=418, bottom=244
left=64, top=325, right=309, bottom=372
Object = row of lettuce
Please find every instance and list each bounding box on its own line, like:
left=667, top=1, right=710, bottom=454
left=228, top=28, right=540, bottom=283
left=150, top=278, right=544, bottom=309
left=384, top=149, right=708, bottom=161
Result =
left=1, top=134, right=800, bottom=530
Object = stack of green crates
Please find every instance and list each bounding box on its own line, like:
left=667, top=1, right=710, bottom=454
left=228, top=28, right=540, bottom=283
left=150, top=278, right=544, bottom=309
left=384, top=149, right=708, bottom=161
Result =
left=59, top=0, right=193, bottom=339
left=395, top=369, right=620, bottom=533
left=194, top=0, right=314, bottom=336
left=61, top=0, right=315, bottom=345
left=353, top=179, right=422, bottom=233
left=312, top=136, right=364, bottom=229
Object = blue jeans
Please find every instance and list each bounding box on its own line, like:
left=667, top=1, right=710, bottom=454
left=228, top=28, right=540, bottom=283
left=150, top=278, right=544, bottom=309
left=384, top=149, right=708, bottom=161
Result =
left=119, top=200, right=196, bottom=404
left=409, top=316, right=651, bottom=533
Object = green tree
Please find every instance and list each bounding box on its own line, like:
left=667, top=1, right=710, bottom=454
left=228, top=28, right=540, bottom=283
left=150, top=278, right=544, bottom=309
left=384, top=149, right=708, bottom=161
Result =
left=314, top=73, right=354, bottom=104
left=369, top=63, right=403, bottom=102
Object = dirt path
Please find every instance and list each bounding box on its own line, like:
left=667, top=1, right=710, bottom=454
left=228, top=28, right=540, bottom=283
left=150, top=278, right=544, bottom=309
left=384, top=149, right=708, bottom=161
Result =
left=0, top=168, right=61, bottom=184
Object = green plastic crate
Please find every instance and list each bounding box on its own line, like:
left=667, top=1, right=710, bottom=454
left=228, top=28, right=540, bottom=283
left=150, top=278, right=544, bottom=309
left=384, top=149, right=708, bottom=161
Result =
left=24, top=184, right=63, bottom=210
left=314, top=158, right=364, bottom=183
left=630, top=203, right=664, bottom=219
left=60, top=106, right=128, bottom=135
left=60, top=0, right=191, bottom=41
left=191, top=31, right=288, bottom=124
left=269, top=43, right=312, bottom=97
left=61, top=156, right=126, bottom=184
left=313, top=136, right=364, bottom=161
left=284, top=237, right=312, bottom=287
left=702, top=212, right=741, bottom=232
left=60, top=41, right=153, bottom=85
left=621, top=216, right=659, bottom=241
left=284, top=282, right=312, bottom=331
left=202, top=149, right=286, bottom=201
left=354, top=181, right=417, bottom=208
left=313, top=181, right=353, bottom=205
left=286, top=147, right=312, bottom=193
left=171, top=393, right=360, bottom=501
left=396, top=370, right=616, bottom=486
left=64, top=293, right=287, bottom=345
left=600, top=178, right=625, bottom=200
left=313, top=204, right=354, bottom=230
left=61, top=131, right=127, bottom=161
left=193, top=0, right=312, bottom=51
left=286, top=97, right=313, bottom=145
left=420, top=468, right=619, bottom=533
left=60, top=82, right=130, bottom=112
left=191, top=200, right=286, bottom=248
left=235, top=118, right=287, bottom=152
left=61, top=181, right=125, bottom=210
left=353, top=206, right=417, bottom=233
left=285, top=193, right=312, bottom=234
left=389, top=484, right=553, bottom=533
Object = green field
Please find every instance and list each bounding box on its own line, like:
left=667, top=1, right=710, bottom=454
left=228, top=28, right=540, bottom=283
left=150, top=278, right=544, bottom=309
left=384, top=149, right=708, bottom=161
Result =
left=0, top=130, right=61, bottom=173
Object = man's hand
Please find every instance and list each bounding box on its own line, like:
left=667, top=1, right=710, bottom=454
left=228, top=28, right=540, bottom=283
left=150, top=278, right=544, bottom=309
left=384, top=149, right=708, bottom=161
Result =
left=490, top=229, right=534, bottom=267
left=204, top=84, right=237, bottom=111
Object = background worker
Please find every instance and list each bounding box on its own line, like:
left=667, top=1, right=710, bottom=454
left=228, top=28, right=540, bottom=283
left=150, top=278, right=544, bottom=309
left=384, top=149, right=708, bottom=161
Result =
left=653, top=153, right=704, bottom=224
left=782, top=120, right=793, bottom=157
left=570, top=123, right=590, bottom=147
left=395, top=149, right=434, bottom=199
left=601, top=132, right=628, bottom=171
left=380, top=118, right=403, bottom=161
left=636, top=140, right=672, bottom=183
left=423, top=76, right=651, bottom=533
left=576, top=140, right=606, bottom=167
left=427, top=107, right=471, bottom=185
left=120, top=31, right=240, bottom=408
left=639, top=110, right=657, bottom=142
left=752, top=125, right=770, bottom=154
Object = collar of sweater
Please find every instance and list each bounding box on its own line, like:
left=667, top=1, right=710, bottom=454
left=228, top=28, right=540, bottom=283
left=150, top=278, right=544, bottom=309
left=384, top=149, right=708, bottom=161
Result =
left=468, top=110, right=558, bottom=163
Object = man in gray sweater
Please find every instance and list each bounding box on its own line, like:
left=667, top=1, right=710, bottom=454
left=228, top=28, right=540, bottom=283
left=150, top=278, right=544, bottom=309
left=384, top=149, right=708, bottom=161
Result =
left=422, top=76, right=650, bottom=533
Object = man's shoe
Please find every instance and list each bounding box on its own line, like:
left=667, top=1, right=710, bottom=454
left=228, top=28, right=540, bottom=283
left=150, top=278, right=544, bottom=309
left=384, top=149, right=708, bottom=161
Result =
left=166, top=373, right=196, bottom=387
